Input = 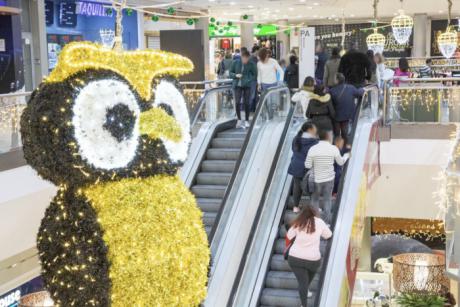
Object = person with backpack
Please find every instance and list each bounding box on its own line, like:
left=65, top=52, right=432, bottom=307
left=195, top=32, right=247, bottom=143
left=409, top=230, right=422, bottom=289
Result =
left=288, top=122, right=318, bottom=213
left=329, top=73, right=364, bottom=145
left=306, top=85, right=335, bottom=132
left=286, top=205, right=332, bottom=307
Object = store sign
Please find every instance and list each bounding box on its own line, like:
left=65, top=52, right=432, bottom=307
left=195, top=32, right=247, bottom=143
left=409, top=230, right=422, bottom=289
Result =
left=254, top=24, right=278, bottom=37
left=0, top=290, right=20, bottom=307
left=45, top=1, right=54, bottom=26
left=76, top=1, right=113, bottom=17
left=59, top=2, right=77, bottom=27
left=299, top=27, right=315, bottom=88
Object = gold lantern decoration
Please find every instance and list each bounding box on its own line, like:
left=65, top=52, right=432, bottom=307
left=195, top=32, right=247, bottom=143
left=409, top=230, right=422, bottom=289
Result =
left=367, top=28, right=386, bottom=54
left=367, top=0, right=386, bottom=54
left=438, top=0, right=459, bottom=59
left=393, top=253, right=450, bottom=294
left=391, top=1, right=414, bottom=45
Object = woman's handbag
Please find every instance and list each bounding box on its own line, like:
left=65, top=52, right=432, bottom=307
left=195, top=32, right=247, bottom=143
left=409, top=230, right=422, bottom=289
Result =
left=283, top=236, right=296, bottom=260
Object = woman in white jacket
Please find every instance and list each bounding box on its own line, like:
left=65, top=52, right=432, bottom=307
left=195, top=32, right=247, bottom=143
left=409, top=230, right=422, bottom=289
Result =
left=292, top=76, right=316, bottom=118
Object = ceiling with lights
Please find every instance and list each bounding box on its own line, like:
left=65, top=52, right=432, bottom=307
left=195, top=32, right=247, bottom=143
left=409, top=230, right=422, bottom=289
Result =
left=159, top=0, right=460, bottom=23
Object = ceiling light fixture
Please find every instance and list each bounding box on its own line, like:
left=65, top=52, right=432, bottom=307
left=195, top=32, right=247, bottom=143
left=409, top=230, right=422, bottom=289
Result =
left=438, top=0, right=458, bottom=59
left=391, top=0, right=414, bottom=44
left=366, top=0, right=386, bottom=54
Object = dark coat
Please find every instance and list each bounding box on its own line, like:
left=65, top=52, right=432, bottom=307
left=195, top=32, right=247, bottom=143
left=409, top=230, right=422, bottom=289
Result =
left=338, top=51, right=372, bottom=87
left=288, top=136, right=318, bottom=178
left=306, top=94, right=335, bottom=132
left=330, top=83, right=365, bottom=122
left=229, top=60, right=257, bottom=88
left=284, top=63, right=299, bottom=89
left=315, top=51, right=328, bottom=81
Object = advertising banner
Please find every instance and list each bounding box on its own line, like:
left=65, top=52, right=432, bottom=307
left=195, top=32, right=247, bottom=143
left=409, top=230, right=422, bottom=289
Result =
left=299, top=27, right=315, bottom=88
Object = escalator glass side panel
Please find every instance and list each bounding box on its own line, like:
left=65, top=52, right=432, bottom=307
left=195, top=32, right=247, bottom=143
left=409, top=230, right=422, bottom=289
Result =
left=210, top=86, right=292, bottom=254
left=317, top=86, right=382, bottom=307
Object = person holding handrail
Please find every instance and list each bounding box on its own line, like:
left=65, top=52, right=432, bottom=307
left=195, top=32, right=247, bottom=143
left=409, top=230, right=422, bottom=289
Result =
left=286, top=205, right=332, bottom=307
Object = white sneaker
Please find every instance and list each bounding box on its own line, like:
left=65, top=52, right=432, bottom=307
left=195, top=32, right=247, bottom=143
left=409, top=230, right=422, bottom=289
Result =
left=244, top=120, right=250, bottom=128
left=308, top=291, right=313, bottom=298
left=236, top=120, right=243, bottom=129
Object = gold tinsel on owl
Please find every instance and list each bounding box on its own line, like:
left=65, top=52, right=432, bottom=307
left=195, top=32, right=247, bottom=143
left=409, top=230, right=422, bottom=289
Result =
left=20, top=41, right=210, bottom=306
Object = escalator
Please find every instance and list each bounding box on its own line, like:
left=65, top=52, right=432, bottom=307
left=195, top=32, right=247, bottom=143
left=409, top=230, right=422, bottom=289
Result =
left=190, top=127, right=247, bottom=236
left=228, top=86, right=381, bottom=307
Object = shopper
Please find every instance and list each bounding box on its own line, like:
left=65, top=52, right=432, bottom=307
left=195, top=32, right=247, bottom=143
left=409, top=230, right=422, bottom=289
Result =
left=230, top=50, right=257, bottom=128
left=222, top=51, right=233, bottom=78
left=323, top=47, right=341, bottom=88
left=216, top=52, right=226, bottom=79
left=306, top=86, right=335, bottom=132
left=284, top=55, right=299, bottom=90
left=288, top=122, right=318, bottom=213
left=366, top=50, right=378, bottom=85
left=374, top=53, right=386, bottom=87
left=287, top=205, right=332, bottom=307
left=257, top=48, right=284, bottom=92
left=393, top=57, right=411, bottom=87
left=292, top=76, right=316, bottom=118
left=333, top=136, right=347, bottom=194
left=419, top=58, right=434, bottom=78
left=233, top=49, right=241, bottom=61
left=315, top=42, right=328, bottom=85
left=305, top=130, right=348, bottom=224
left=338, top=50, right=373, bottom=87
left=329, top=73, right=364, bottom=145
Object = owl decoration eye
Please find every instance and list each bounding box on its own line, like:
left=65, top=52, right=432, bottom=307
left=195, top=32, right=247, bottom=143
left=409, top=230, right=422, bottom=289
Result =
left=153, top=79, right=191, bottom=163
left=73, top=79, right=141, bottom=170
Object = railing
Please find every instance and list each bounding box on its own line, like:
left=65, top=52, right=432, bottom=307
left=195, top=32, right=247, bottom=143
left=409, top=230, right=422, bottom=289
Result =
left=385, top=56, right=460, bottom=69
left=443, top=128, right=460, bottom=282
left=317, top=85, right=380, bottom=306
left=383, top=77, right=460, bottom=124
left=0, top=81, right=230, bottom=171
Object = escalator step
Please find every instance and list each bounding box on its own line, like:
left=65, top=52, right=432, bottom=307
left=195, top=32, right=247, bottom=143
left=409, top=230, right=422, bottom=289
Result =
left=201, top=160, right=236, bottom=172
left=260, top=288, right=316, bottom=307
left=196, top=198, right=222, bottom=212
left=191, top=185, right=226, bottom=198
left=270, top=254, right=323, bottom=272
left=203, top=212, right=217, bottom=226
left=265, top=271, right=320, bottom=291
left=217, top=129, right=247, bottom=139
left=196, top=172, right=232, bottom=185
left=212, top=138, right=244, bottom=149
left=207, top=148, right=241, bottom=160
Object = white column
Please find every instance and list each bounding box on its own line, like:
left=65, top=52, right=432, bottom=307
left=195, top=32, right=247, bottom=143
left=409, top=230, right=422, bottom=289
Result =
left=413, top=14, right=428, bottom=58
left=240, top=15, right=254, bottom=50
left=276, top=19, right=289, bottom=60
left=195, top=16, right=210, bottom=80
left=137, top=12, right=145, bottom=49
left=29, top=0, right=49, bottom=83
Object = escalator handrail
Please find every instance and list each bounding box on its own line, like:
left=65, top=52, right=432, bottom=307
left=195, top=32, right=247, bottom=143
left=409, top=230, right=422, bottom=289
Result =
left=226, top=99, right=297, bottom=306
left=189, top=84, right=233, bottom=128
left=208, top=85, right=291, bottom=244
left=314, top=85, right=380, bottom=306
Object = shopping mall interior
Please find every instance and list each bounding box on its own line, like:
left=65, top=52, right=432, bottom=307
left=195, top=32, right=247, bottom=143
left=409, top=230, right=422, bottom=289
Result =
left=1, top=0, right=460, bottom=306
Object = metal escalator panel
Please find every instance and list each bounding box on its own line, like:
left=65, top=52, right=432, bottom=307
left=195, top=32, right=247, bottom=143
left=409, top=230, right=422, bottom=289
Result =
left=317, top=86, right=381, bottom=307
left=205, top=86, right=294, bottom=306
left=228, top=86, right=381, bottom=307
left=191, top=127, right=247, bottom=236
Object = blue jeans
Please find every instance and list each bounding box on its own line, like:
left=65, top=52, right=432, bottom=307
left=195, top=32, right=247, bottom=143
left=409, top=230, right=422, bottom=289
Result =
left=250, top=80, right=258, bottom=112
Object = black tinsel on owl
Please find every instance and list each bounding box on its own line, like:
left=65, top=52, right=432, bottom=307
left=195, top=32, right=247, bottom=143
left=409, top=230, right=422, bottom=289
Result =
left=20, top=42, right=210, bottom=306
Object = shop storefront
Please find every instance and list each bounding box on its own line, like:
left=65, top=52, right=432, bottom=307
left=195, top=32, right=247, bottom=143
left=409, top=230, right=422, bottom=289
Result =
left=45, top=0, right=139, bottom=71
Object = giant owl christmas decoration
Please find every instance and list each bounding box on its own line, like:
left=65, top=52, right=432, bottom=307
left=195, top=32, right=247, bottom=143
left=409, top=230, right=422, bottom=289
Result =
left=20, top=42, right=210, bottom=306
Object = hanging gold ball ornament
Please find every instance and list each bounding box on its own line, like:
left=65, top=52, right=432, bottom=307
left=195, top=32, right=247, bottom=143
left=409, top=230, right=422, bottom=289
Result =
left=366, top=28, right=386, bottom=54
left=391, top=10, right=414, bottom=44
left=438, top=27, right=459, bottom=59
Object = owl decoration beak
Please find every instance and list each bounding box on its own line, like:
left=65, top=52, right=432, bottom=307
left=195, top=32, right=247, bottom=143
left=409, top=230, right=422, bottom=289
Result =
left=139, top=107, right=182, bottom=142
left=46, top=42, right=194, bottom=101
